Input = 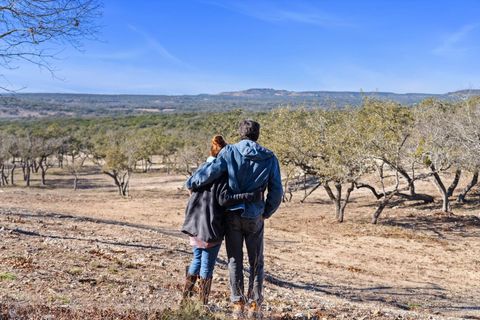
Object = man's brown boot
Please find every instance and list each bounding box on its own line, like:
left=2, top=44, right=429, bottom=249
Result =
left=247, top=301, right=263, bottom=319
left=232, top=301, right=245, bottom=319
left=198, top=277, right=212, bottom=305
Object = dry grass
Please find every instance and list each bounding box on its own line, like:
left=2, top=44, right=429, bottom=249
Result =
left=0, top=167, right=479, bottom=319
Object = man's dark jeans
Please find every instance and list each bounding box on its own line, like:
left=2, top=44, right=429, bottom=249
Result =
left=225, top=212, right=264, bottom=304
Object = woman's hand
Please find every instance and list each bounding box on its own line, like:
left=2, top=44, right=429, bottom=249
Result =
left=252, top=188, right=263, bottom=202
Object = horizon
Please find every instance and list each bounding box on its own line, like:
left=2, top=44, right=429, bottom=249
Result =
left=3, top=87, right=479, bottom=97
left=2, top=0, right=480, bottom=95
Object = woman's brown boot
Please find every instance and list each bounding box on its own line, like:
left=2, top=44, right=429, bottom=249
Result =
left=198, top=277, right=212, bottom=305
left=182, top=274, right=198, bottom=299
left=182, top=266, right=198, bottom=300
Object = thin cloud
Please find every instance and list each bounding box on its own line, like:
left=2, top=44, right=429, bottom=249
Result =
left=84, top=49, right=146, bottom=61
left=203, top=0, right=350, bottom=28
left=433, top=24, right=477, bottom=56
left=127, top=24, right=184, bottom=65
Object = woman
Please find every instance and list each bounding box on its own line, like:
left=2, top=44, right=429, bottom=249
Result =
left=181, top=135, right=261, bottom=305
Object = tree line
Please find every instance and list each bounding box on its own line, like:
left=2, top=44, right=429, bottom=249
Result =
left=1, top=98, right=479, bottom=224
left=262, top=97, right=480, bottom=223
left=0, top=111, right=251, bottom=195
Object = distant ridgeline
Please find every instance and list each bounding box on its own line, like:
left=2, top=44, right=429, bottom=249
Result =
left=0, top=88, right=478, bottom=119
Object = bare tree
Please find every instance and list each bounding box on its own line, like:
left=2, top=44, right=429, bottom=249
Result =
left=263, top=107, right=329, bottom=202
left=368, top=162, right=400, bottom=224
left=354, top=99, right=434, bottom=204
left=414, top=99, right=465, bottom=212
left=92, top=130, right=146, bottom=197
left=2, top=134, right=20, bottom=185
left=0, top=0, right=101, bottom=89
left=64, top=135, right=89, bottom=190
left=264, top=107, right=366, bottom=222
left=0, top=133, right=9, bottom=185
left=32, top=135, right=65, bottom=185
left=451, top=97, right=480, bottom=203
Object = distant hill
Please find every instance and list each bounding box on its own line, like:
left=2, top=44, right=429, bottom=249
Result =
left=446, top=89, right=480, bottom=97
left=0, top=88, right=477, bottom=119
left=218, top=88, right=448, bottom=104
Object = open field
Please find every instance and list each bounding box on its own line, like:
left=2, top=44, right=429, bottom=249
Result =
left=0, top=90, right=461, bottom=119
left=1, top=168, right=480, bottom=319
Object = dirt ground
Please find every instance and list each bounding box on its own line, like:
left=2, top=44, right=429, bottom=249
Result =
left=1, top=167, right=479, bottom=319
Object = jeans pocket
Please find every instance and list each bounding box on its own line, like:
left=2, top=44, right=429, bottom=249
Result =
left=246, top=216, right=263, bottom=233
left=227, top=213, right=242, bottom=231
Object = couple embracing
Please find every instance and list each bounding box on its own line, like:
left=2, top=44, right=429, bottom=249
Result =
left=181, top=119, right=283, bottom=319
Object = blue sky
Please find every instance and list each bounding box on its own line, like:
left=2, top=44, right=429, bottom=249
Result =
left=4, top=0, right=480, bottom=94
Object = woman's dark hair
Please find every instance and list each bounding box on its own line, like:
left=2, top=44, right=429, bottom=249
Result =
left=238, top=119, right=260, bottom=142
left=210, top=135, right=227, bottom=157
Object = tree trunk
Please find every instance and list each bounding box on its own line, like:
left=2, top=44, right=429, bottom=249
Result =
left=339, top=182, right=354, bottom=222
left=22, top=159, right=31, bottom=186
left=147, top=157, right=153, bottom=172
left=121, top=170, right=131, bottom=196
left=25, top=161, right=31, bottom=187
left=73, top=175, right=79, bottom=191
left=334, top=183, right=343, bottom=222
left=22, top=161, right=26, bottom=181
left=355, top=182, right=382, bottom=199
left=408, top=178, right=416, bottom=196
left=103, top=170, right=121, bottom=196
left=58, top=154, right=64, bottom=168
left=430, top=164, right=449, bottom=212
left=104, top=170, right=130, bottom=197
left=324, top=183, right=338, bottom=218
left=383, top=159, right=416, bottom=195
left=3, top=165, right=8, bottom=185
left=300, top=182, right=322, bottom=203
left=32, top=160, right=40, bottom=173
left=324, top=182, right=354, bottom=223
left=457, top=170, right=478, bottom=203
left=282, top=173, right=292, bottom=202
left=371, top=191, right=397, bottom=224
left=115, top=174, right=123, bottom=196
left=334, top=200, right=342, bottom=222
left=372, top=201, right=388, bottom=224
left=39, top=159, right=47, bottom=186
left=10, top=163, right=16, bottom=185
left=440, top=192, right=449, bottom=212
left=1, top=164, right=7, bottom=186
left=0, top=164, right=5, bottom=186
left=446, top=169, right=461, bottom=197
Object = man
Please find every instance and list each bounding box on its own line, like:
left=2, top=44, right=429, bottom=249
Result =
left=186, top=120, right=283, bottom=319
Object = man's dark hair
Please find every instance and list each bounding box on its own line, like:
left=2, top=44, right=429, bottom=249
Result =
left=238, top=119, right=260, bottom=142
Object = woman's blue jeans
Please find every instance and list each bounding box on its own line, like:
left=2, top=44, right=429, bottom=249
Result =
left=188, top=244, right=221, bottom=279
